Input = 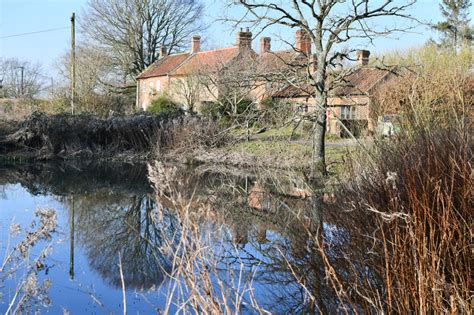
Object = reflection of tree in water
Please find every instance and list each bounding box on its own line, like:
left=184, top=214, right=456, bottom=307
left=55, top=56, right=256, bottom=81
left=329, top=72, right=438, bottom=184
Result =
left=68, top=191, right=178, bottom=290
left=153, top=165, right=328, bottom=313
left=0, top=160, right=370, bottom=311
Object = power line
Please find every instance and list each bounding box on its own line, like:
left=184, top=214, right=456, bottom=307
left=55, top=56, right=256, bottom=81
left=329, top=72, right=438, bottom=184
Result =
left=0, top=27, right=70, bottom=39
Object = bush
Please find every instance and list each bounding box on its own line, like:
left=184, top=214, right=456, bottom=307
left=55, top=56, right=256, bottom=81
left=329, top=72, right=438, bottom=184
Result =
left=200, top=101, right=222, bottom=120
left=235, top=98, right=253, bottom=115
left=318, top=73, right=472, bottom=312
left=147, top=94, right=182, bottom=115
left=259, top=98, right=293, bottom=126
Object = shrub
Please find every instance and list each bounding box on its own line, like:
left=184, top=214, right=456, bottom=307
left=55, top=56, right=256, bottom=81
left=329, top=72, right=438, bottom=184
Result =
left=259, top=98, right=293, bottom=126
left=200, top=101, right=222, bottom=120
left=317, top=78, right=472, bottom=313
left=200, top=98, right=256, bottom=126
left=147, top=94, right=182, bottom=115
left=235, top=98, right=253, bottom=115
left=371, top=44, right=473, bottom=129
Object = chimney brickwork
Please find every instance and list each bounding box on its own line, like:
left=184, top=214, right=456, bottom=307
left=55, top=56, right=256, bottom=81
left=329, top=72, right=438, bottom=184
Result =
left=192, top=35, right=201, bottom=53
left=296, top=29, right=312, bottom=55
left=237, top=28, right=253, bottom=49
left=260, top=37, right=271, bottom=53
left=357, top=50, right=370, bottom=65
left=160, top=46, right=168, bottom=58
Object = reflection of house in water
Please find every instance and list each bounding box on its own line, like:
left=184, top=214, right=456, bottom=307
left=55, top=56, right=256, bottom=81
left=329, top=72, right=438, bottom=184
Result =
left=246, top=179, right=315, bottom=259
left=151, top=165, right=316, bottom=254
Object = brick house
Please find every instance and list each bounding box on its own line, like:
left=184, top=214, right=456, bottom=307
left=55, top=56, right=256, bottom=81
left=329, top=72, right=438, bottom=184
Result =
left=136, top=30, right=398, bottom=137
left=273, top=51, right=400, bottom=136
left=136, top=29, right=312, bottom=111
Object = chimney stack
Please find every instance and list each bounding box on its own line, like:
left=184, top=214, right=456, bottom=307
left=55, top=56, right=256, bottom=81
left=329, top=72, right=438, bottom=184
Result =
left=160, top=46, right=168, bottom=58
left=191, top=35, right=201, bottom=53
left=357, top=50, right=370, bottom=66
left=237, top=28, right=252, bottom=50
left=296, top=29, right=312, bottom=55
left=260, top=37, right=271, bottom=53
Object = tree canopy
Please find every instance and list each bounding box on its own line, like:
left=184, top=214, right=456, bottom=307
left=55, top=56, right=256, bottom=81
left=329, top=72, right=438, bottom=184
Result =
left=432, top=0, right=473, bottom=47
left=81, top=0, right=205, bottom=78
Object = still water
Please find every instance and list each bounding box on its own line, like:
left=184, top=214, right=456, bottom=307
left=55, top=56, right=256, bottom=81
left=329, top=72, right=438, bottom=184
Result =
left=0, top=161, right=325, bottom=314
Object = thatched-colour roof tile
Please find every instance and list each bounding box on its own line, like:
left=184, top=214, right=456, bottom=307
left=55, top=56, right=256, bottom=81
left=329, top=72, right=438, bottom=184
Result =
left=137, top=53, right=191, bottom=79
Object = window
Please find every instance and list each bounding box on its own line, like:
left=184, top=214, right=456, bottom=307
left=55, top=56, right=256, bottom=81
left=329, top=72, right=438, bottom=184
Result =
left=296, top=103, right=308, bottom=113
left=266, top=81, right=273, bottom=91
left=156, top=80, right=161, bottom=91
left=340, top=106, right=356, bottom=120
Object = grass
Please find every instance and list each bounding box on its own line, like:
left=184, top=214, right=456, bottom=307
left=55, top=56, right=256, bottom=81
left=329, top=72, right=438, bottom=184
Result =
left=228, top=137, right=354, bottom=173
left=231, top=124, right=310, bottom=140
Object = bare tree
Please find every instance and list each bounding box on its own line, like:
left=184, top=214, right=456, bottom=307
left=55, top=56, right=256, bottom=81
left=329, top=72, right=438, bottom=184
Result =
left=0, top=58, right=45, bottom=99
left=193, top=51, right=265, bottom=124
left=227, top=0, right=418, bottom=175
left=56, top=45, right=134, bottom=115
left=81, top=0, right=205, bottom=78
left=170, top=73, right=202, bottom=113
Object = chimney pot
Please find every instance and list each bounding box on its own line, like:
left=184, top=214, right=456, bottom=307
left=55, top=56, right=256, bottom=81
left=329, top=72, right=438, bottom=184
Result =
left=237, top=30, right=253, bottom=50
left=191, top=35, right=201, bottom=53
left=160, top=46, right=168, bottom=58
left=357, top=50, right=370, bottom=65
left=296, top=29, right=312, bottom=55
left=260, top=37, right=271, bottom=53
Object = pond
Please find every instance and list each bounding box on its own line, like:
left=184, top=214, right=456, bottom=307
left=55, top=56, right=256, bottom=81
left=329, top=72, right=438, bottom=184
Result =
left=0, top=161, right=332, bottom=314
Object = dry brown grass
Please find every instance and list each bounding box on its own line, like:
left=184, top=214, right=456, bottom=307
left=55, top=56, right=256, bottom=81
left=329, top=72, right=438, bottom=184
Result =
left=312, top=47, right=473, bottom=312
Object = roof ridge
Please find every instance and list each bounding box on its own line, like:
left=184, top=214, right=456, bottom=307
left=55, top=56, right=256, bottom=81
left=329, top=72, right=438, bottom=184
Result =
left=194, top=46, right=238, bottom=54
left=166, top=53, right=194, bottom=76
left=170, top=46, right=241, bottom=75
left=363, top=66, right=396, bottom=93
left=137, top=52, right=192, bottom=79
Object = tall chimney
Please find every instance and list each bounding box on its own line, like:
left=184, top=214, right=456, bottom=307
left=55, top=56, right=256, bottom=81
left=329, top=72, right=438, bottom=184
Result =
left=160, top=46, right=168, bottom=58
left=260, top=37, right=271, bottom=53
left=237, top=28, right=252, bottom=49
left=296, top=29, right=312, bottom=55
left=357, top=50, right=370, bottom=66
left=191, top=35, right=201, bottom=53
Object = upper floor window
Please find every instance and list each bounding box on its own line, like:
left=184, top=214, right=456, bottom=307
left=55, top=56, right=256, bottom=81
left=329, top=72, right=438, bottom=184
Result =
left=341, top=106, right=356, bottom=120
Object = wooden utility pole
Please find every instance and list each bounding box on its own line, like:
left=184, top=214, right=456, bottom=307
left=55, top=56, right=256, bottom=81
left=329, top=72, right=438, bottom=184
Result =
left=71, top=12, right=76, bottom=115
left=50, top=77, right=54, bottom=98
left=19, top=66, right=24, bottom=97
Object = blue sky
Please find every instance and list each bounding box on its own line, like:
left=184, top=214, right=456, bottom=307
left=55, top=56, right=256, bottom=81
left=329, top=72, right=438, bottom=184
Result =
left=0, top=0, right=447, bottom=76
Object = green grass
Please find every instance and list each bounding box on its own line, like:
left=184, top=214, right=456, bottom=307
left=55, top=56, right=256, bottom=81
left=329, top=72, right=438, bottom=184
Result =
left=228, top=137, right=355, bottom=174
left=232, top=124, right=311, bottom=140
left=231, top=139, right=312, bottom=157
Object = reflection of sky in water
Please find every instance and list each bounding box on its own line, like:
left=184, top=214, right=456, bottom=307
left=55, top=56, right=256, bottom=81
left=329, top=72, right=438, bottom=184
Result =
left=0, top=184, right=163, bottom=314
left=0, top=164, right=316, bottom=314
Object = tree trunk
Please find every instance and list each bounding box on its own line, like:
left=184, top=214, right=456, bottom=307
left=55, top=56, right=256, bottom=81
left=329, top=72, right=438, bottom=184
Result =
left=311, top=65, right=328, bottom=178
left=312, top=106, right=327, bottom=177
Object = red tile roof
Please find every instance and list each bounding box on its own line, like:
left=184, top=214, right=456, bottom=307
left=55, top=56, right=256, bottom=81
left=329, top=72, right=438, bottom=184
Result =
left=335, top=67, right=394, bottom=95
left=273, top=67, right=396, bottom=98
left=136, top=53, right=191, bottom=79
left=257, top=50, right=306, bottom=73
left=172, top=47, right=239, bottom=75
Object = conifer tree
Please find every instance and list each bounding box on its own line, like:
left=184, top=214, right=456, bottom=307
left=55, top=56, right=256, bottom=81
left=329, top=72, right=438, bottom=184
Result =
left=432, top=0, right=473, bottom=47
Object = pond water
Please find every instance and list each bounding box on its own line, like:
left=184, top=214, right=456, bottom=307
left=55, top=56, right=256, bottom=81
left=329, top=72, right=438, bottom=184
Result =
left=0, top=161, right=328, bottom=314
